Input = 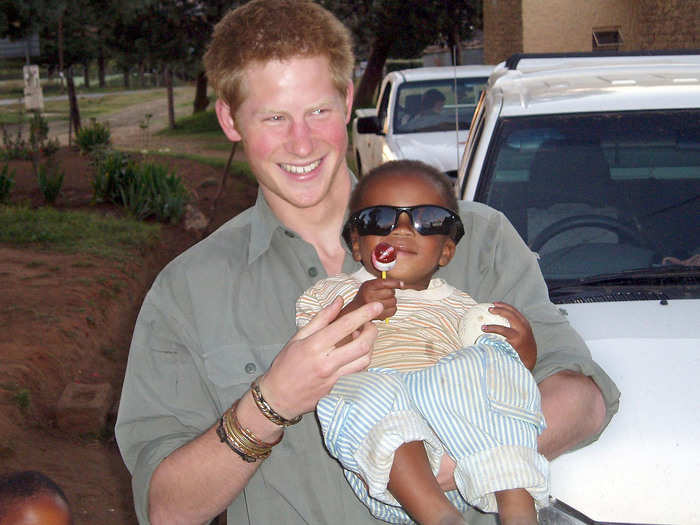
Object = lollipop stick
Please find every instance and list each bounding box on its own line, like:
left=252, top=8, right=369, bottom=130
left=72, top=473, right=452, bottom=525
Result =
left=381, top=270, right=389, bottom=323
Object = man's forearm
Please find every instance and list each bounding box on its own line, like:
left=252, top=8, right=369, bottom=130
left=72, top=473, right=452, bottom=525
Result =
left=148, top=391, right=284, bottom=524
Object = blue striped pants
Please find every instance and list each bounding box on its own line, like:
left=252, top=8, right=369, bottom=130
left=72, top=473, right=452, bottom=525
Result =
left=316, top=335, right=549, bottom=524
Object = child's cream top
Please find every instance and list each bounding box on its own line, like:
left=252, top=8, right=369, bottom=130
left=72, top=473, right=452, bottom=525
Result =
left=296, top=268, right=477, bottom=371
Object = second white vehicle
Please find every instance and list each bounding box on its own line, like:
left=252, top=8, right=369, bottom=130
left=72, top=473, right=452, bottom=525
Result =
left=351, top=65, right=493, bottom=178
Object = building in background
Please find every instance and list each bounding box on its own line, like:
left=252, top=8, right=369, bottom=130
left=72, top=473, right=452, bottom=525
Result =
left=484, top=0, right=699, bottom=64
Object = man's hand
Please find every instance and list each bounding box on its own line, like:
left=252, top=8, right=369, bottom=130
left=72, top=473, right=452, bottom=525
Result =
left=259, top=297, right=383, bottom=421
left=482, top=301, right=537, bottom=370
left=347, top=278, right=402, bottom=321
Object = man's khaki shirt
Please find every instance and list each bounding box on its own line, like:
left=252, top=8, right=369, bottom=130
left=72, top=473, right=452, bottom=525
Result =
left=115, top=191, right=619, bottom=524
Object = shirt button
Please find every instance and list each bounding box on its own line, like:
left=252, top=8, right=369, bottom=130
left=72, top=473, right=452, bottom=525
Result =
left=308, top=267, right=318, bottom=278
left=284, top=230, right=295, bottom=238
left=244, top=362, right=256, bottom=374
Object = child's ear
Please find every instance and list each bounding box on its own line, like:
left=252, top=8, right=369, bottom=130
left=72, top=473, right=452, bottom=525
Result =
left=350, top=230, right=363, bottom=261
left=438, top=238, right=456, bottom=267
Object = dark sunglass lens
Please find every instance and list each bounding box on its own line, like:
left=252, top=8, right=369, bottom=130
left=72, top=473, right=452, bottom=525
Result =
left=412, top=206, right=453, bottom=235
left=356, top=207, right=396, bottom=235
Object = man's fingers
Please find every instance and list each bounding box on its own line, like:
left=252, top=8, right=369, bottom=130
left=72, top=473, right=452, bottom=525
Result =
left=293, top=296, right=344, bottom=341
left=307, top=300, right=382, bottom=351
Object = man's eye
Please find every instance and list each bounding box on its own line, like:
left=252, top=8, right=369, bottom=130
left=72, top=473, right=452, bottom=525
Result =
left=266, top=115, right=284, bottom=122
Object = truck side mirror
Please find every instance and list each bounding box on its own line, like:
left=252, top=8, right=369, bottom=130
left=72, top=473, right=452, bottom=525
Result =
left=357, top=116, right=382, bottom=134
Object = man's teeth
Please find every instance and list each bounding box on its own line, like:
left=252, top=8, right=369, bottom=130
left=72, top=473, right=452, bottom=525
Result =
left=281, top=160, right=321, bottom=174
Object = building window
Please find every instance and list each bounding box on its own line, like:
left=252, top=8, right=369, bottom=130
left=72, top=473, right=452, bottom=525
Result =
left=592, top=28, right=623, bottom=51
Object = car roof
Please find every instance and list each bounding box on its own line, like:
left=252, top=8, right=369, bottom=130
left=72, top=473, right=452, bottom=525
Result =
left=488, top=51, right=700, bottom=116
left=389, top=65, right=495, bottom=83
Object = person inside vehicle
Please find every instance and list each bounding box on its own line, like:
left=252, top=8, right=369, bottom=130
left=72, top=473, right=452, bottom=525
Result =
left=297, top=160, right=548, bottom=525
left=412, top=88, right=446, bottom=129
left=0, top=471, right=73, bottom=525
left=115, top=1, right=620, bottom=523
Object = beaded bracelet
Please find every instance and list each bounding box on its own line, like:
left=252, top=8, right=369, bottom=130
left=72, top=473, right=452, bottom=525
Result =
left=251, top=376, right=302, bottom=427
left=217, top=399, right=281, bottom=462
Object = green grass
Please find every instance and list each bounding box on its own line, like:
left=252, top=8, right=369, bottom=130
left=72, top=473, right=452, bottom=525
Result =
left=158, top=110, right=219, bottom=135
left=149, top=150, right=255, bottom=182
left=0, top=205, right=161, bottom=259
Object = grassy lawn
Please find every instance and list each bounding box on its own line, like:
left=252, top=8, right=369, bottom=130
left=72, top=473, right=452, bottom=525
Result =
left=0, top=205, right=161, bottom=260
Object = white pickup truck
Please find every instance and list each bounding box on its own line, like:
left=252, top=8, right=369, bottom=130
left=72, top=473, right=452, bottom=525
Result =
left=456, top=52, right=700, bottom=525
left=351, top=65, right=493, bottom=178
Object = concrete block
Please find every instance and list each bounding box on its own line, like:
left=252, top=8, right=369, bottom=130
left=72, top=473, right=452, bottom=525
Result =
left=56, top=382, right=113, bottom=435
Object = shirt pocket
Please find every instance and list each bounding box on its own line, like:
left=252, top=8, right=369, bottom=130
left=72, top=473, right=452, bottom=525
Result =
left=479, top=338, right=546, bottom=431
left=202, top=343, right=282, bottom=389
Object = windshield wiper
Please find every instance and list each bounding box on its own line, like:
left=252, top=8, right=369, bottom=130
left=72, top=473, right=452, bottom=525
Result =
left=548, top=265, right=700, bottom=293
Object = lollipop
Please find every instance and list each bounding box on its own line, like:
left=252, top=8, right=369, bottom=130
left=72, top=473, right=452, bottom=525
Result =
left=372, top=242, right=396, bottom=324
left=372, top=242, right=397, bottom=275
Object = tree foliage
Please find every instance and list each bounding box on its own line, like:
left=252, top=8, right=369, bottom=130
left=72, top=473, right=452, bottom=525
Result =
left=323, top=0, right=481, bottom=109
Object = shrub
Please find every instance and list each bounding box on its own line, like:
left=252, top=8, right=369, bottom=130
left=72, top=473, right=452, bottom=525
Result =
left=90, top=150, right=189, bottom=223
left=0, top=164, right=15, bottom=203
left=29, top=111, right=49, bottom=152
left=37, top=160, right=65, bottom=204
left=120, top=162, right=190, bottom=223
left=76, top=118, right=111, bottom=154
left=1, top=124, right=30, bottom=161
left=91, top=149, right=138, bottom=204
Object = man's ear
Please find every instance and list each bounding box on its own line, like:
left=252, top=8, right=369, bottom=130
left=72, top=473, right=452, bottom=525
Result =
left=215, top=99, right=242, bottom=142
left=344, top=81, right=354, bottom=125
left=438, top=238, right=456, bottom=267
left=350, top=230, right=363, bottom=261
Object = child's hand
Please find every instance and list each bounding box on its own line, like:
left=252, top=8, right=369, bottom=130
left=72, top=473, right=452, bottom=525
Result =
left=351, top=278, right=403, bottom=321
left=482, top=302, right=537, bottom=370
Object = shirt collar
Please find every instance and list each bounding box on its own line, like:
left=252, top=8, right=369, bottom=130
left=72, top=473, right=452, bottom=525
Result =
left=247, top=170, right=360, bottom=265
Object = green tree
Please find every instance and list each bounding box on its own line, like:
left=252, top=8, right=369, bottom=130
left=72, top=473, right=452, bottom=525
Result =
left=323, top=0, right=481, bottom=109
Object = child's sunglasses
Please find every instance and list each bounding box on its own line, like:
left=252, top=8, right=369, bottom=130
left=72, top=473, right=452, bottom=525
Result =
left=343, top=205, right=464, bottom=245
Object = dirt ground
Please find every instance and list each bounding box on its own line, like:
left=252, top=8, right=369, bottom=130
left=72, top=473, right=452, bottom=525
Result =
left=0, top=111, right=258, bottom=522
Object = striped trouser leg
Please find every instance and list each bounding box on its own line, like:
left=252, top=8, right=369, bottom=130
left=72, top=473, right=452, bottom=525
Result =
left=317, top=369, right=445, bottom=524
left=405, top=334, right=549, bottom=513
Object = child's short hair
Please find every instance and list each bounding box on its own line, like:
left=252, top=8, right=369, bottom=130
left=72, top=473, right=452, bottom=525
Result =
left=204, top=0, right=355, bottom=116
left=350, top=160, right=460, bottom=214
left=0, top=470, right=70, bottom=519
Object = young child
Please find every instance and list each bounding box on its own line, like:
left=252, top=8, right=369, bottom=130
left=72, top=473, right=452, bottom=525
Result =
left=0, top=470, right=73, bottom=525
left=296, top=160, right=548, bottom=525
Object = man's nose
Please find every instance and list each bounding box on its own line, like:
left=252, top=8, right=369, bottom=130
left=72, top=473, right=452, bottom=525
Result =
left=286, top=119, right=313, bottom=157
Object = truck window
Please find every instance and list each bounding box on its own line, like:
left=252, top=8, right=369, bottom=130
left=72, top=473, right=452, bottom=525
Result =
left=394, top=77, right=488, bottom=134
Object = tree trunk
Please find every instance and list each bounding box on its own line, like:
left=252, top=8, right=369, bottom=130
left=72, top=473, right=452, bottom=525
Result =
left=123, top=66, right=130, bottom=88
left=66, top=67, right=81, bottom=133
left=166, top=66, right=176, bottom=129
left=354, top=36, right=392, bottom=110
left=83, top=62, right=90, bottom=89
left=139, top=63, right=146, bottom=88
left=193, top=71, right=209, bottom=113
left=98, top=46, right=106, bottom=88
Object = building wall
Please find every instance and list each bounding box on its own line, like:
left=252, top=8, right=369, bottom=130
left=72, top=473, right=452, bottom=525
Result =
left=484, top=0, right=699, bottom=64
left=483, top=0, right=523, bottom=64
left=636, top=0, right=700, bottom=50
left=521, top=0, right=637, bottom=53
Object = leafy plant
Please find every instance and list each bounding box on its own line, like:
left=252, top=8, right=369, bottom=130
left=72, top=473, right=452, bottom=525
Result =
left=0, top=124, right=30, bottom=161
left=37, top=160, right=65, bottom=204
left=90, top=150, right=189, bottom=223
left=0, top=164, right=15, bottom=203
left=75, top=118, right=111, bottom=154
left=29, top=111, right=49, bottom=152
left=90, top=149, right=138, bottom=204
